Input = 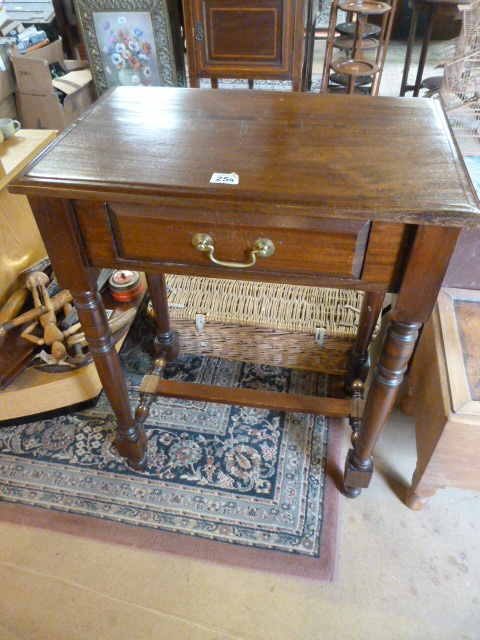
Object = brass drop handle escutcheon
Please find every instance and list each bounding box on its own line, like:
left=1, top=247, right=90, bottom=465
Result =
left=192, top=234, right=275, bottom=269
left=194, top=20, right=204, bottom=41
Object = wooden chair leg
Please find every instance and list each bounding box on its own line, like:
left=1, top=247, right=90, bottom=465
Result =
left=413, top=3, right=434, bottom=96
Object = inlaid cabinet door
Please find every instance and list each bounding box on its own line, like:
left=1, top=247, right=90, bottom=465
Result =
left=186, top=0, right=296, bottom=79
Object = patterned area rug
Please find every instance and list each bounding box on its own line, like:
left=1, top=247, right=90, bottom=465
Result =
left=197, top=76, right=323, bottom=92
left=316, top=3, right=345, bottom=32
left=0, top=305, right=342, bottom=579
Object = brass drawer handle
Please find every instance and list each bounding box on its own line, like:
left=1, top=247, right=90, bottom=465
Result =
left=192, top=233, right=275, bottom=269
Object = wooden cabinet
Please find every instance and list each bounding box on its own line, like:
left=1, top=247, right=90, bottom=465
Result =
left=182, top=0, right=316, bottom=89
left=401, top=288, right=480, bottom=509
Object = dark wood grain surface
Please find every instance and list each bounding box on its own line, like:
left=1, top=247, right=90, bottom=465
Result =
left=11, top=87, right=480, bottom=227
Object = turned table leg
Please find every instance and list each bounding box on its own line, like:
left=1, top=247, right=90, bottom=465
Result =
left=342, top=225, right=460, bottom=497
left=345, top=291, right=385, bottom=394
left=146, top=273, right=180, bottom=375
left=27, top=196, right=148, bottom=471
left=343, top=320, right=421, bottom=497
left=73, top=289, right=148, bottom=470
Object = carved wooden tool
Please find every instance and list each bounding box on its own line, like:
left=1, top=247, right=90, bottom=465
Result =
left=0, top=269, right=50, bottom=326
left=36, top=282, right=67, bottom=362
left=0, top=260, right=50, bottom=325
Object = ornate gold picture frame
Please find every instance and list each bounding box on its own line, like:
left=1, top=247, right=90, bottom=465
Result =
left=74, top=0, right=185, bottom=95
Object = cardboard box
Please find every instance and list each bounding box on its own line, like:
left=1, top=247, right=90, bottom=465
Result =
left=0, top=67, right=13, bottom=101
left=12, top=38, right=95, bottom=130
left=11, top=38, right=64, bottom=94
left=0, top=48, right=14, bottom=100
left=0, top=94, right=17, bottom=119
left=16, top=75, right=95, bottom=130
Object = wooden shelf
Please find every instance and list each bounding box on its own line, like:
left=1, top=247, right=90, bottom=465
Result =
left=330, top=72, right=373, bottom=86
left=338, top=0, right=391, bottom=14
left=330, top=58, right=380, bottom=76
left=336, top=22, right=382, bottom=37
left=333, top=36, right=378, bottom=51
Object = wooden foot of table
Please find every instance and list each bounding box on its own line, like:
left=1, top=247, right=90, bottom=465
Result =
left=343, top=449, right=374, bottom=498
left=405, top=484, right=438, bottom=510
left=405, top=466, right=439, bottom=509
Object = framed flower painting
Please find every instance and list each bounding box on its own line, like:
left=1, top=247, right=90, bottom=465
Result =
left=74, top=0, right=186, bottom=96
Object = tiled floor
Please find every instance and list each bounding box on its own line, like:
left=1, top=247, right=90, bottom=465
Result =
left=0, top=39, right=479, bottom=640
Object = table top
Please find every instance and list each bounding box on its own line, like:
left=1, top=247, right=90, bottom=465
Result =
left=0, top=129, right=56, bottom=192
left=11, top=87, right=480, bottom=227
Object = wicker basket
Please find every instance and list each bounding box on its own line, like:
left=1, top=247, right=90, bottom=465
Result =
left=147, top=275, right=379, bottom=375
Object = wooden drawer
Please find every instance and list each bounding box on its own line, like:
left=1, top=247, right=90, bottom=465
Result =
left=106, top=201, right=371, bottom=280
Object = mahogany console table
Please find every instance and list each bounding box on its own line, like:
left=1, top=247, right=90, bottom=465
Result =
left=10, top=87, right=480, bottom=497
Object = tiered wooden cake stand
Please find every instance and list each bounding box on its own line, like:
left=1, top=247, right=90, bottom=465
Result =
left=321, top=0, right=397, bottom=95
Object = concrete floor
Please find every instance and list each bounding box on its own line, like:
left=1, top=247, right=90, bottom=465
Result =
left=1, top=412, right=479, bottom=639
left=1, top=41, right=479, bottom=640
